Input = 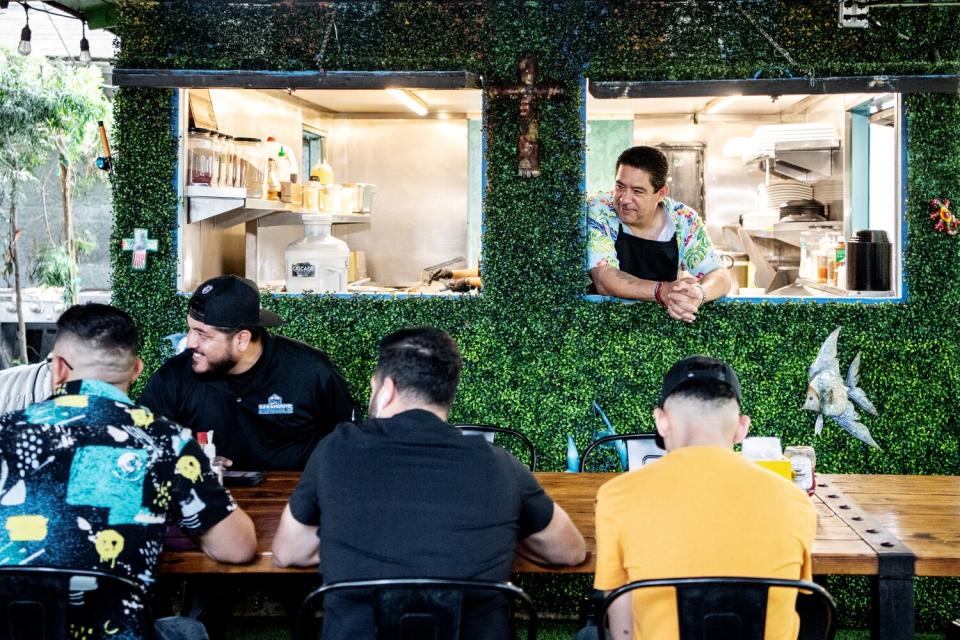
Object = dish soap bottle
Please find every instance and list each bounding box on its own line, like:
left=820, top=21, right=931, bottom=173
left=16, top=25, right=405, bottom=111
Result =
left=285, top=214, right=350, bottom=293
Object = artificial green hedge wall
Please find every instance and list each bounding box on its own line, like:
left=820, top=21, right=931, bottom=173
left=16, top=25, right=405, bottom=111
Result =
left=111, top=0, right=960, bottom=628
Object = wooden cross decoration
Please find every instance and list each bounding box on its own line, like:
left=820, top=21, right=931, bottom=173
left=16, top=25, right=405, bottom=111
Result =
left=489, top=54, right=563, bottom=178
left=121, top=228, right=158, bottom=271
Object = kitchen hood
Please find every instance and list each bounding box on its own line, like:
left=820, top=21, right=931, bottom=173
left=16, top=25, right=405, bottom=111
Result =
left=745, top=123, right=840, bottom=183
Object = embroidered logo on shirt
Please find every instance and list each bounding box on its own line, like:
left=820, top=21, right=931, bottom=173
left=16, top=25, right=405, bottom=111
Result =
left=258, top=393, right=294, bottom=415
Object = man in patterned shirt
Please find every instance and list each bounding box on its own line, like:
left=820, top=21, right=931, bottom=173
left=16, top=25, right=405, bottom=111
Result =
left=0, top=303, right=257, bottom=639
left=586, top=146, right=731, bottom=322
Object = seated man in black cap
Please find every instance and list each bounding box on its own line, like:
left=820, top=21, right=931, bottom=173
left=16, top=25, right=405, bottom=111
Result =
left=580, top=355, right=816, bottom=640
left=140, top=275, right=359, bottom=471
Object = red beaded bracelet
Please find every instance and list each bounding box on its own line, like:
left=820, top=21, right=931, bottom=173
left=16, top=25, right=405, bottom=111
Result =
left=654, top=281, right=665, bottom=306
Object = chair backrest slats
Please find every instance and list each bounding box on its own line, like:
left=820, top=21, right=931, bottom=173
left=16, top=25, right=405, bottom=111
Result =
left=296, top=578, right=538, bottom=640
left=580, top=434, right=665, bottom=472
left=597, top=577, right=837, bottom=640
left=452, top=424, right=537, bottom=471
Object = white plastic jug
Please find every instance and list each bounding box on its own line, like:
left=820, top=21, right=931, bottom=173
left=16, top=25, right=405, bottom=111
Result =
left=285, top=214, right=350, bottom=293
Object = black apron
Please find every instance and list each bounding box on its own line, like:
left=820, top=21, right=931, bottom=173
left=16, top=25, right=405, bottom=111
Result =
left=615, top=223, right=680, bottom=282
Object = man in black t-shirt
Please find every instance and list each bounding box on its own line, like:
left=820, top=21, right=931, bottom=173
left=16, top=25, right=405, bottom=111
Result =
left=272, top=326, right=586, bottom=639
left=140, top=275, right=359, bottom=471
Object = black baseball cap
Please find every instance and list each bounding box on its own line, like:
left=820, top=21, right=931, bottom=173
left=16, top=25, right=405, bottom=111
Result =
left=188, top=275, right=283, bottom=329
left=655, top=355, right=742, bottom=449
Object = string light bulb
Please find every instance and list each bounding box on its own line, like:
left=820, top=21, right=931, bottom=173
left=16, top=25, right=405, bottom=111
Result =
left=79, top=21, right=92, bottom=64
left=17, top=4, right=31, bottom=56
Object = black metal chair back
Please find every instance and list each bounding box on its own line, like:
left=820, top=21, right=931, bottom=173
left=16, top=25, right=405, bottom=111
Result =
left=452, top=424, right=537, bottom=471
left=579, top=433, right=664, bottom=472
left=295, top=578, right=538, bottom=640
left=597, top=577, right=836, bottom=640
left=0, top=566, right=151, bottom=640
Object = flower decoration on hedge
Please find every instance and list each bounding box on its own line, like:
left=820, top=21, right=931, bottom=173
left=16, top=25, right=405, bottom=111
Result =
left=929, top=198, right=960, bottom=235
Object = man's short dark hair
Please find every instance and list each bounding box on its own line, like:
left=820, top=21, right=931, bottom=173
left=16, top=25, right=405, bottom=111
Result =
left=666, top=378, right=740, bottom=407
left=616, top=146, right=669, bottom=191
left=375, top=327, right=461, bottom=409
left=56, top=303, right=139, bottom=354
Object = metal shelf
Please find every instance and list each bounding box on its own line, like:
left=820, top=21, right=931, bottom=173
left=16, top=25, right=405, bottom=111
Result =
left=794, top=278, right=893, bottom=298
left=186, top=188, right=370, bottom=228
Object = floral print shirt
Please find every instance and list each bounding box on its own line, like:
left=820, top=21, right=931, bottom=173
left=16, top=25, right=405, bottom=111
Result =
left=586, top=193, right=723, bottom=279
left=0, top=379, right=235, bottom=639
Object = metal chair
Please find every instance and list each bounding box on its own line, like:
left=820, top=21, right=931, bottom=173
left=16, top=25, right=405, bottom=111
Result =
left=452, top=423, right=537, bottom=471
left=596, top=577, right=837, bottom=640
left=579, top=433, right=664, bottom=472
left=294, top=578, right=538, bottom=640
left=0, top=566, right=152, bottom=640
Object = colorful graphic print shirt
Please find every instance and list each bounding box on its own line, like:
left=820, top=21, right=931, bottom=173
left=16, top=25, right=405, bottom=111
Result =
left=586, top=193, right=723, bottom=279
left=0, top=379, right=236, bottom=639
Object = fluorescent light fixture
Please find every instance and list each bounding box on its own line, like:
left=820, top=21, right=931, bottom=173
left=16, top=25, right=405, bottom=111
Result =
left=703, top=95, right=740, bottom=114
left=386, top=88, right=428, bottom=116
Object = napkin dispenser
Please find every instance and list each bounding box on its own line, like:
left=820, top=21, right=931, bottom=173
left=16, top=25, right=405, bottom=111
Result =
left=742, top=436, right=793, bottom=482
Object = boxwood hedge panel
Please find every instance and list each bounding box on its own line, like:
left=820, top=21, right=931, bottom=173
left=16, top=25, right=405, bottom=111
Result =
left=112, top=1, right=960, bottom=628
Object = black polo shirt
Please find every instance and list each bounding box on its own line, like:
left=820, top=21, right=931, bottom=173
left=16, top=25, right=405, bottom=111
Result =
left=288, top=409, right=555, bottom=639
left=139, top=333, right=358, bottom=471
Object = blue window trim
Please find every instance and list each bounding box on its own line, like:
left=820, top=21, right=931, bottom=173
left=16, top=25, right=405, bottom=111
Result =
left=580, top=79, right=910, bottom=306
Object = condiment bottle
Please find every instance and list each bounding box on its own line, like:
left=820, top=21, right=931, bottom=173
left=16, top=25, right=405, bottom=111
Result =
left=266, top=158, right=281, bottom=201
left=311, top=159, right=334, bottom=184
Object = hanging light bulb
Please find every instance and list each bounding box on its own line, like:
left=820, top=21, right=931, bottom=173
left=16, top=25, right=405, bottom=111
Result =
left=17, top=5, right=31, bottom=56
left=79, top=22, right=92, bottom=64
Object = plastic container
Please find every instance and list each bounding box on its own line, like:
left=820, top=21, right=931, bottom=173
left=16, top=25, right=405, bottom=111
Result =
left=302, top=177, right=322, bottom=212
left=846, top=230, right=892, bottom=291
left=285, top=214, right=350, bottom=293
left=187, top=127, right=216, bottom=186
left=234, top=137, right=264, bottom=198
left=322, top=184, right=342, bottom=212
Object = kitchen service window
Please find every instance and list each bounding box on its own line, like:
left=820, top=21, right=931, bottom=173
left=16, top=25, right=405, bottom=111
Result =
left=584, top=76, right=921, bottom=301
left=140, top=72, right=484, bottom=297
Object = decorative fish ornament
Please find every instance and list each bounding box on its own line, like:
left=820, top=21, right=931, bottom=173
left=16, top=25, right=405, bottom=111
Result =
left=803, top=326, right=879, bottom=447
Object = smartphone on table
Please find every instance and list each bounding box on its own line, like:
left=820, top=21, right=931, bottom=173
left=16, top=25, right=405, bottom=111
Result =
left=222, top=470, right=266, bottom=487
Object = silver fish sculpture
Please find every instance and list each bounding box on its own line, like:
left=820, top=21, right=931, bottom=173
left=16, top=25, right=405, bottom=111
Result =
left=803, top=327, right=879, bottom=448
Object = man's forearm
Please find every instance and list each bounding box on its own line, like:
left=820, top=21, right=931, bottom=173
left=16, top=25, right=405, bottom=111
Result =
left=699, top=268, right=731, bottom=301
left=590, top=265, right=658, bottom=301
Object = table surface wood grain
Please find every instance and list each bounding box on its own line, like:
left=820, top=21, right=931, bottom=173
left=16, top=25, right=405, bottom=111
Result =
left=157, top=472, right=960, bottom=577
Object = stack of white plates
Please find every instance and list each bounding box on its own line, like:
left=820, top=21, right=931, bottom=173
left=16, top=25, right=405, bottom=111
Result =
left=762, top=183, right=813, bottom=209
left=814, top=180, right=843, bottom=204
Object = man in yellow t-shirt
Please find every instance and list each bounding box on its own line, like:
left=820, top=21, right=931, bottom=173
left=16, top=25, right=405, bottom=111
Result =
left=589, top=355, right=816, bottom=640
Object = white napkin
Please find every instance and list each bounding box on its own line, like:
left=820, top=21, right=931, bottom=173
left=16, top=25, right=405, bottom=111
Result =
left=741, top=436, right=783, bottom=460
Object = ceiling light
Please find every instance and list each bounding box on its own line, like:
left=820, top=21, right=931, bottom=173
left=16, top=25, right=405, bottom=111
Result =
left=79, top=22, right=92, bottom=64
left=386, top=89, right=428, bottom=116
left=703, top=95, right=740, bottom=114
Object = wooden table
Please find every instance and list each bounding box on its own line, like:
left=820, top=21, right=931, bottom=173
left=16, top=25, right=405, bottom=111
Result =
left=160, top=472, right=960, bottom=640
